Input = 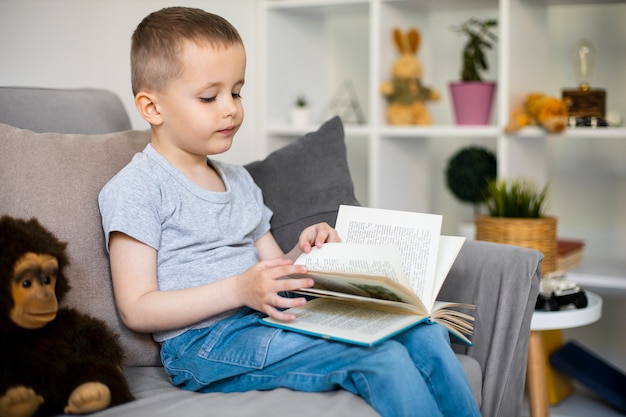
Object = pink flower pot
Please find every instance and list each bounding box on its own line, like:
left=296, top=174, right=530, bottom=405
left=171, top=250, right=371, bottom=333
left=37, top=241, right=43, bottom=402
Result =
left=449, top=81, right=497, bottom=125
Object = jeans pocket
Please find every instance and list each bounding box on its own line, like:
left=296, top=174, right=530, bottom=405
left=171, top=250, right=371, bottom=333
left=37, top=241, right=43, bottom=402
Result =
left=198, top=310, right=279, bottom=370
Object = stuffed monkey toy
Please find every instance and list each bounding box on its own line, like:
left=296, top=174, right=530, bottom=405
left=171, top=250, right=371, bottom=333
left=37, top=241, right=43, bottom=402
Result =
left=0, top=216, right=133, bottom=417
left=380, top=27, right=440, bottom=125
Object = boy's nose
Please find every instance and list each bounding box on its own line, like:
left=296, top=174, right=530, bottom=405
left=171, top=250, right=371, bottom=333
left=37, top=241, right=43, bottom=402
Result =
left=220, top=95, right=239, bottom=118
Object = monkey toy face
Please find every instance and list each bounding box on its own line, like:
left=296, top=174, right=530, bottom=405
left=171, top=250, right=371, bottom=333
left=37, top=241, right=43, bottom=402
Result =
left=0, top=216, right=71, bottom=331
left=10, top=252, right=60, bottom=329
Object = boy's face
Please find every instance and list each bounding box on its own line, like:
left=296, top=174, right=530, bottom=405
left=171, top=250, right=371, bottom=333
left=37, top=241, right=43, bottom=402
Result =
left=149, top=40, right=246, bottom=157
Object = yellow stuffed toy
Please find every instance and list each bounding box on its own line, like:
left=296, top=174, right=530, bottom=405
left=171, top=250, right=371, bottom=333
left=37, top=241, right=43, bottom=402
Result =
left=505, top=93, right=569, bottom=133
left=380, top=28, right=440, bottom=125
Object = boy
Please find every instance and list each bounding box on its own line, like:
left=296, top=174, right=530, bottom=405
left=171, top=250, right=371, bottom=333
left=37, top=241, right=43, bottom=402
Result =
left=99, top=7, right=480, bottom=417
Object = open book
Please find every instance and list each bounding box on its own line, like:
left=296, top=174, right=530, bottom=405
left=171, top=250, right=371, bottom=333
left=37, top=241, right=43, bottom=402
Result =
left=261, top=205, right=475, bottom=346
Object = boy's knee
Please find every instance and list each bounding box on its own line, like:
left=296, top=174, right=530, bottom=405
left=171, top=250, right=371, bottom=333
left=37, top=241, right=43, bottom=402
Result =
left=368, top=341, right=414, bottom=371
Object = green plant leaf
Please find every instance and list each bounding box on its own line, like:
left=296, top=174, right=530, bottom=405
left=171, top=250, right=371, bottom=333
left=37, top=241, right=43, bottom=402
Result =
left=484, top=178, right=548, bottom=218
left=452, top=17, right=498, bottom=82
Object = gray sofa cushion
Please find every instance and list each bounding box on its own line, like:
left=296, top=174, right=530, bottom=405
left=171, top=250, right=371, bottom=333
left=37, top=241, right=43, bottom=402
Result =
left=111, top=367, right=378, bottom=417
left=245, top=116, right=359, bottom=252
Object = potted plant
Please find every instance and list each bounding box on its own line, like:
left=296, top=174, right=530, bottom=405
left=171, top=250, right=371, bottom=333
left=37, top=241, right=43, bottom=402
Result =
left=449, top=18, right=498, bottom=125
left=445, top=145, right=497, bottom=215
left=290, top=94, right=310, bottom=127
left=475, top=178, right=558, bottom=275
left=483, top=178, right=548, bottom=218
left=445, top=146, right=497, bottom=238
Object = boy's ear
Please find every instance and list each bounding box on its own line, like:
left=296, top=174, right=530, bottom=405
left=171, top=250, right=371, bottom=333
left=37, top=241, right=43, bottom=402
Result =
left=135, top=91, right=163, bottom=125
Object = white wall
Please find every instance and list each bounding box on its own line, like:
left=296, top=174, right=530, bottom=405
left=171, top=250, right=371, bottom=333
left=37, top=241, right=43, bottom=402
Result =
left=0, top=0, right=259, bottom=164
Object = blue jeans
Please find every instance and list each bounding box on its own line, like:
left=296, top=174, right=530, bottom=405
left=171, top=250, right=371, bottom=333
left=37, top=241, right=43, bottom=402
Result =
left=161, top=308, right=480, bottom=417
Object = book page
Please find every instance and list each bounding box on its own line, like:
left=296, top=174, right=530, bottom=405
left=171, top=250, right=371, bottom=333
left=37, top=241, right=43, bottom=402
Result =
left=430, top=301, right=475, bottom=345
left=294, top=243, right=410, bottom=288
left=334, top=205, right=442, bottom=303
left=293, top=287, right=426, bottom=314
left=292, top=244, right=426, bottom=309
left=430, top=235, right=466, bottom=309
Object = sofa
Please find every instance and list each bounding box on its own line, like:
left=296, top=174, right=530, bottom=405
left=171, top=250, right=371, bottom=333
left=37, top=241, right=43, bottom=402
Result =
left=0, top=87, right=542, bottom=417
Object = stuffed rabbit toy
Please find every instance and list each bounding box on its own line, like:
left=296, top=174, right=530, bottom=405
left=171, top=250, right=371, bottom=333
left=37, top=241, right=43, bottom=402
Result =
left=381, top=28, right=440, bottom=125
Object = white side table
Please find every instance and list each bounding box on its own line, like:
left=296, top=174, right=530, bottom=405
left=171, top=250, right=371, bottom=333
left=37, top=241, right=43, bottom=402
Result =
left=526, top=292, right=603, bottom=417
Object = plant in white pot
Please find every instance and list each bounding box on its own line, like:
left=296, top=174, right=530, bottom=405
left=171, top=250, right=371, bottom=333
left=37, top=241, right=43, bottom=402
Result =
left=449, top=18, right=498, bottom=125
left=290, top=94, right=310, bottom=127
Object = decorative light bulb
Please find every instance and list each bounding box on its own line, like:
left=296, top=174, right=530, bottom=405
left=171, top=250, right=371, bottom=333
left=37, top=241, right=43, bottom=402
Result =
left=572, top=39, right=597, bottom=92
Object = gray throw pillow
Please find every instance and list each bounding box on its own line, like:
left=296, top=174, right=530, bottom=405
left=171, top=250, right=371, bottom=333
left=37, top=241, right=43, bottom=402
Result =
left=245, top=116, right=359, bottom=252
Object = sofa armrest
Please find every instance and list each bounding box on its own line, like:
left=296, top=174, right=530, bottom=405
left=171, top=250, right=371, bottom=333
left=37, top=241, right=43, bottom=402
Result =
left=438, top=239, right=542, bottom=417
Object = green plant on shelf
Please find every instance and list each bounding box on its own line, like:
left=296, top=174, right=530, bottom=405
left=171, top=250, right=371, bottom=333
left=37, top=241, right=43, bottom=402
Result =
left=445, top=145, right=497, bottom=216
left=452, top=17, right=498, bottom=82
left=295, top=94, right=308, bottom=108
left=484, top=178, right=549, bottom=218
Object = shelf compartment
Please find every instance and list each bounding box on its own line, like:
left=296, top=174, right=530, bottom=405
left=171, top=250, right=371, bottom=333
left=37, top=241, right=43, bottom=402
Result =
left=377, top=1, right=499, bottom=126
left=263, top=1, right=370, bottom=127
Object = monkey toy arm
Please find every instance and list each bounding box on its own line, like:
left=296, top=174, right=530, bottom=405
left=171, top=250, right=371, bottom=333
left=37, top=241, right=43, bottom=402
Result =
left=55, top=308, right=134, bottom=407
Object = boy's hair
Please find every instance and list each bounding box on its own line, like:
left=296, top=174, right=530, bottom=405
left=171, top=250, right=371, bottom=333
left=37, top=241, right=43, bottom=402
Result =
left=131, top=7, right=243, bottom=96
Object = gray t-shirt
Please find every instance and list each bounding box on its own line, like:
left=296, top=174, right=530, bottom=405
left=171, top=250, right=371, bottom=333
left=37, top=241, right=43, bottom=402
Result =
left=99, top=144, right=272, bottom=342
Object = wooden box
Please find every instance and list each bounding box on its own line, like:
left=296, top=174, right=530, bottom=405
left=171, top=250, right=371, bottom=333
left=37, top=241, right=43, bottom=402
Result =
left=562, top=88, right=606, bottom=119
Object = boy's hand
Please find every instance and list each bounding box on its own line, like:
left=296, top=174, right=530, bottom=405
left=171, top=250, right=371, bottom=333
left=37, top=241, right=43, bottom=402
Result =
left=236, top=258, right=313, bottom=322
left=298, top=222, right=341, bottom=254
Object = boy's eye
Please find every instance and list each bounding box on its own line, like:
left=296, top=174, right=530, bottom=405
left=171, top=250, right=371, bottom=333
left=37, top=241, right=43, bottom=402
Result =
left=199, top=92, right=242, bottom=103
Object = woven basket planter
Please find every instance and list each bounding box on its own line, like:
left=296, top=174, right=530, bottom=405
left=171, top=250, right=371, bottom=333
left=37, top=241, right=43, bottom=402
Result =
left=475, top=215, right=557, bottom=276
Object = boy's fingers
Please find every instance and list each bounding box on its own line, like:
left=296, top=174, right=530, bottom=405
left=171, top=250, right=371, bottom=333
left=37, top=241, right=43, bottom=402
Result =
left=266, top=296, right=308, bottom=321
left=277, top=277, right=314, bottom=292
left=259, top=258, right=293, bottom=269
left=266, top=307, right=297, bottom=322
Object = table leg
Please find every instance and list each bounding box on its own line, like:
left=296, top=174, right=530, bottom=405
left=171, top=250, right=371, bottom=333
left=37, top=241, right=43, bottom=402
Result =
left=527, top=330, right=550, bottom=417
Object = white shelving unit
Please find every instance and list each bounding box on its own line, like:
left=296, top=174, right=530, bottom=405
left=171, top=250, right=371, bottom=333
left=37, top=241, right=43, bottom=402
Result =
left=258, top=1, right=626, bottom=358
